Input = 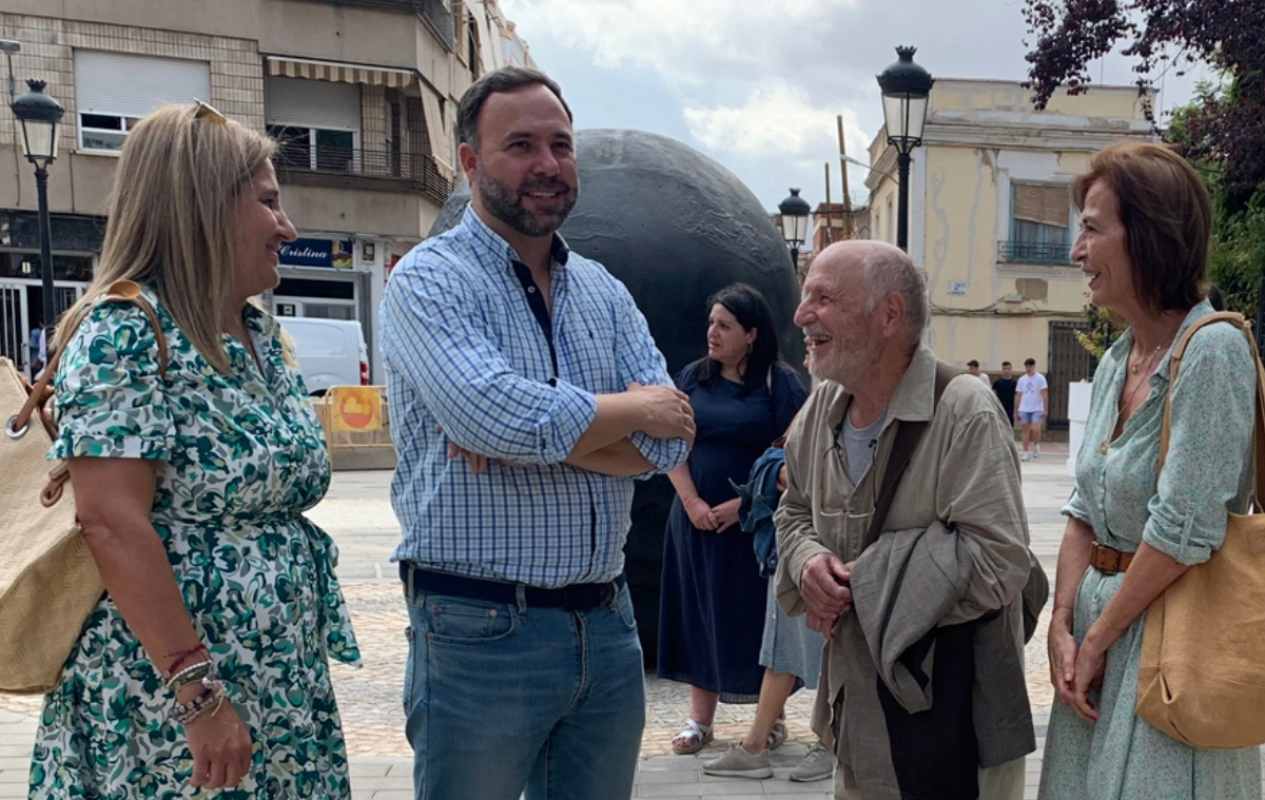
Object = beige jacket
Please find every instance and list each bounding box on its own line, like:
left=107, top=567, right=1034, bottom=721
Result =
left=774, top=345, right=1034, bottom=799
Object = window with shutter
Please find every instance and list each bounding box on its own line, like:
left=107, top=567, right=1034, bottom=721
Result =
left=1006, top=182, right=1072, bottom=263
left=74, top=51, right=210, bottom=152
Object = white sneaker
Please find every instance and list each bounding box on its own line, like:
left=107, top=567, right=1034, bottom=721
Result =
left=702, top=744, right=773, bottom=779
left=789, top=741, right=835, bottom=782
left=1021, top=452, right=1032, bottom=462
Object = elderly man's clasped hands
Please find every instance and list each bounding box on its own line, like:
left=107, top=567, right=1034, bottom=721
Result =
left=799, top=552, right=856, bottom=638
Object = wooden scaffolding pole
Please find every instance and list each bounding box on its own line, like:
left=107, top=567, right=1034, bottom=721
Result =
left=838, top=114, right=855, bottom=239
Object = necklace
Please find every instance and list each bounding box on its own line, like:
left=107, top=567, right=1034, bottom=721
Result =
left=1129, top=344, right=1162, bottom=374
left=1120, top=343, right=1165, bottom=412
left=1100, top=335, right=1176, bottom=454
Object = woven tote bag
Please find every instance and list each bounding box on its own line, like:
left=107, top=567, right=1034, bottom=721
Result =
left=0, top=281, right=167, bottom=694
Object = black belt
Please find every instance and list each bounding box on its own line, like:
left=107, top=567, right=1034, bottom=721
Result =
left=399, top=563, right=624, bottom=611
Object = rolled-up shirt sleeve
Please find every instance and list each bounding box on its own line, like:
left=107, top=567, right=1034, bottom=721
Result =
left=1143, top=325, right=1256, bottom=565
left=1062, top=487, right=1090, bottom=524
left=382, top=252, right=596, bottom=464
left=609, top=275, right=690, bottom=474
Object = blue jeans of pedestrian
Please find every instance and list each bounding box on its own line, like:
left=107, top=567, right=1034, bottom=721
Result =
left=402, top=576, right=647, bottom=800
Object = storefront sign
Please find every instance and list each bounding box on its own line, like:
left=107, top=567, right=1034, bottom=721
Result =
left=330, top=386, right=382, bottom=433
left=279, top=238, right=354, bottom=269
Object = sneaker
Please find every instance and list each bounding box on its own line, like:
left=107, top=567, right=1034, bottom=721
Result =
left=789, top=742, right=835, bottom=782
left=1020, top=452, right=1031, bottom=462
left=701, top=744, right=773, bottom=779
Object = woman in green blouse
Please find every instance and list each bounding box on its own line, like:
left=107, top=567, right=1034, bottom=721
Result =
left=1038, top=143, right=1260, bottom=799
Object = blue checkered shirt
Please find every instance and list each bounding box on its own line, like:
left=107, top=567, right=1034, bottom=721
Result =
left=381, top=206, right=689, bottom=587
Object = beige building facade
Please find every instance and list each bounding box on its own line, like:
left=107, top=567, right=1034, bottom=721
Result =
left=467, top=0, right=536, bottom=75
left=0, top=0, right=530, bottom=381
left=866, top=79, right=1155, bottom=424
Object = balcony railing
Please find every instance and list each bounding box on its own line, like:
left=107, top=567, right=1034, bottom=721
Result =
left=997, top=240, right=1073, bottom=265
left=275, top=144, right=452, bottom=205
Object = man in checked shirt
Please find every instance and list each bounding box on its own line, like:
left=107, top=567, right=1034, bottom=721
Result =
left=381, top=67, right=695, bottom=800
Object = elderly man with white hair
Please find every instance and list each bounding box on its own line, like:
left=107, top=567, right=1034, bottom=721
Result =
left=775, top=240, right=1045, bottom=800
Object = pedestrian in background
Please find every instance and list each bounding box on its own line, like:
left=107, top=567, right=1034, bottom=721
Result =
left=967, top=358, right=990, bottom=385
left=993, top=360, right=1018, bottom=426
left=658, top=282, right=807, bottom=756
left=1016, top=357, right=1048, bottom=460
left=26, top=322, right=45, bottom=378
left=381, top=67, right=693, bottom=800
left=699, top=440, right=833, bottom=784
left=1039, top=143, right=1261, bottom=800
left=29, top=102, right=362, bottom=798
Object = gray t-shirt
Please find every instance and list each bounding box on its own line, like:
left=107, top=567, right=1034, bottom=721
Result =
left=840, top=409, right=887, bottom=485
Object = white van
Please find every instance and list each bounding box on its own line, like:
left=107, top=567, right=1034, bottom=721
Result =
left=276, top=317, right=369, bottom=396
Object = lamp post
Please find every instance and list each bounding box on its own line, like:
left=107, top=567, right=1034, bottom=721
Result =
left=777, top=187, right=811, bottom=272
left=876, top=46, right=933, bottom=252
left=11, top=79, right=64, bottom=349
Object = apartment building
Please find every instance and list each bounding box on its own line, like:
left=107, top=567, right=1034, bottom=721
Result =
left=0, top=0, right=531, bottom=381
left=467, top=0, right=535, bottom=75
left=865, top=79, right=1155, bottom=425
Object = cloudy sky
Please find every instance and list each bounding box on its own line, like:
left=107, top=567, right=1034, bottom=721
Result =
left=497, top=0, right=1217, bottom=212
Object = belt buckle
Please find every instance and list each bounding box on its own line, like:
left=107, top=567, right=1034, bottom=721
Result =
left=559, top=581, right=613, bottom=611
left=1092, top=542, right=1120, bottom=574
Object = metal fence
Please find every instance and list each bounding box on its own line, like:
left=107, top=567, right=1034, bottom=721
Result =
left=275, top=144, right=452, bottom=205
left=1046, top=320, right=1094, bottom=428
left=997, top=240, right=1073, bottom=265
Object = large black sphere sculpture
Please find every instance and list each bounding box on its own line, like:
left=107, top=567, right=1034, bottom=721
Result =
left=430, top=129, right=805, bottom=661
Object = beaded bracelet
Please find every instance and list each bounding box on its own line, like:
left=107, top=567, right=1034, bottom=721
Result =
left=165, top=660, right=213, bottom=694
left=173, top=679, right=226, bottom=726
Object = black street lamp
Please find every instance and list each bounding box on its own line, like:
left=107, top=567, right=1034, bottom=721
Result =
left=777, top=188, right=811, bottom=271
left=877, top=46, right=933, bottom=252
left=11, top=78, right=65, bottom=351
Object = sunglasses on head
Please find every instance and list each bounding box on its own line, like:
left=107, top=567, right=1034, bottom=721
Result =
left=192, top=98, right=226, bottom=125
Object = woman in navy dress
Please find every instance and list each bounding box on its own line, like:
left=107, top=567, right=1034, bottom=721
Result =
left=658, top=283, right=807, bottom=754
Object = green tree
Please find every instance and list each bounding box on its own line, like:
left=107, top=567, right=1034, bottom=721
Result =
left=1169, top=83, right=1265, bottom=324
left=1022, top=0, right=1265, bottom=208
left=1024, top=2, right=1265, bottom=342
left=1075, top=303, right=1125, bottom=360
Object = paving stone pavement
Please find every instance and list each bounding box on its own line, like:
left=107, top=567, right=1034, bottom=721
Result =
left=0, top=443, right=1171, bottom=799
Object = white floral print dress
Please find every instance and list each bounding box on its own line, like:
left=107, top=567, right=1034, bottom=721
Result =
left=28, top=289, right=362, bottom=799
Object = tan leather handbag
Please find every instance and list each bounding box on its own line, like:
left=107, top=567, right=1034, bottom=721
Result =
left=0, top=281, right=167, bottom=694
left=1136, top=311, right=1265, bottom=748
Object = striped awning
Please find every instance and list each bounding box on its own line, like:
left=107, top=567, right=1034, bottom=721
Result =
left=265, top=56, right=414, bottom=88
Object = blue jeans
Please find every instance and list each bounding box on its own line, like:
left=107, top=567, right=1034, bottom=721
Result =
left=402, top=577, right=646, bottom=800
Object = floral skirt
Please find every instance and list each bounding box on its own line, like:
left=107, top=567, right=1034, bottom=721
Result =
left=27, top=517, right=362, bottom=799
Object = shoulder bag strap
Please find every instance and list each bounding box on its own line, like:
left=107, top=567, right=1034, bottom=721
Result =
left=10, top=280, right=169, bottom=437
left=865, top=361, right=963, bottom=543
left=1157, top=312, right=1265, bottom=509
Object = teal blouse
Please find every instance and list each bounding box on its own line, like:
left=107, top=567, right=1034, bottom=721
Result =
left=1064, top=300, right=1256, bottom=563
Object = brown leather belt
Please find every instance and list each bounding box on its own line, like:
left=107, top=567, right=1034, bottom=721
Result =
left=1090, top=542, right=1134, bottom=575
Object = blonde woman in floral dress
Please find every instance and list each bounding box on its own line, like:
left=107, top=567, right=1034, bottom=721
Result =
left=28, top=103, right=361, bottom=798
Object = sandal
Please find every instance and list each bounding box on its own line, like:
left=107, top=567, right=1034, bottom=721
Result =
left=767, top=719, right=787, bottom=751
left=672, top=719, right=714, bottom=755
